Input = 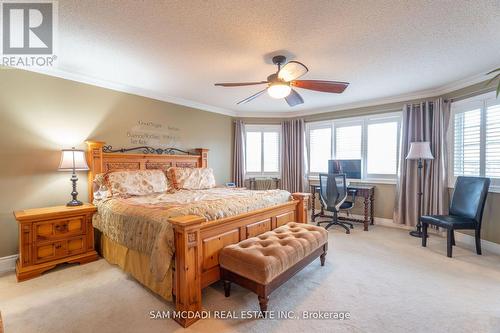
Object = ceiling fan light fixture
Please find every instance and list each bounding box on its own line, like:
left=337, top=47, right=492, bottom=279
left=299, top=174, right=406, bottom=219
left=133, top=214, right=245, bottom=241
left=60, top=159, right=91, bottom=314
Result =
left=267, top=82, right=291, bottom=99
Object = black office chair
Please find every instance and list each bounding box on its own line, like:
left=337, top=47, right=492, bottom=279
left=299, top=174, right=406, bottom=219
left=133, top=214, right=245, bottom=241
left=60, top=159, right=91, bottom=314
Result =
left=421, top=176, right=490, bottom=258
left=317, top=173, right=354, bottom=234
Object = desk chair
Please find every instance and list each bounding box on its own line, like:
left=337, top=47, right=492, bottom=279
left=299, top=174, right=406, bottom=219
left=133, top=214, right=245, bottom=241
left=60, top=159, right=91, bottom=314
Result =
left=317, top=173, right=354, bottom=234
left=341, top=189, right=357, bottom=216
left=421, top=176, right=490, bottom=258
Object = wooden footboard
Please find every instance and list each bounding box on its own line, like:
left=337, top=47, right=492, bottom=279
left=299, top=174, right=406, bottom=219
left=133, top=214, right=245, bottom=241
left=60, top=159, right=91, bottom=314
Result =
left=169, top=192, right=309, bottom=328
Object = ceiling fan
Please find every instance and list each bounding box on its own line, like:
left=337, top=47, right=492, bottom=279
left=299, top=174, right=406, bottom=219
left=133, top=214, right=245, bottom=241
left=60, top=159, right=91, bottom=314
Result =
left=214, top=55, right=349, bottom=107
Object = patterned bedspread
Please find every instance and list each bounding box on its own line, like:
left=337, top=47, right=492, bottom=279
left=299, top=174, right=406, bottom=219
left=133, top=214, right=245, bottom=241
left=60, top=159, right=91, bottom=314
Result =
left=93, top=188, right=292, bottom=280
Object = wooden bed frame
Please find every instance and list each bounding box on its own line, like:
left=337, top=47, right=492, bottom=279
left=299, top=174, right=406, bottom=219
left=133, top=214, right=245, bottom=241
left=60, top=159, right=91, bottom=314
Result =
left=85, top=141, right=310, bottom=327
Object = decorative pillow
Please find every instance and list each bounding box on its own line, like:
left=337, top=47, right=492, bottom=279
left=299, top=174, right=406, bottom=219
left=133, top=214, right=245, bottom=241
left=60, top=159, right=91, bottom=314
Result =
left=167, top=167, right=216, bottom=190
left=92, top=173, right=111, bottom=201
left=104, top=170, right=168, bottom=197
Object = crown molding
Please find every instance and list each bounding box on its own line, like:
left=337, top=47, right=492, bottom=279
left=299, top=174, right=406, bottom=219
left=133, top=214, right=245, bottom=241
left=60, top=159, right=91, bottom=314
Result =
left=21, top=66, right=497, bottom=119
left=22, top=67, right=238, bottom=117
left=234, top=71, right=497, bottom=118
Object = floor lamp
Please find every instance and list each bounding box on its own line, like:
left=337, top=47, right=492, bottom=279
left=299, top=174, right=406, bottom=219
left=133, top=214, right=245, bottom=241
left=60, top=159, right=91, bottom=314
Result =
left=406, top=142, right=434, bottom=238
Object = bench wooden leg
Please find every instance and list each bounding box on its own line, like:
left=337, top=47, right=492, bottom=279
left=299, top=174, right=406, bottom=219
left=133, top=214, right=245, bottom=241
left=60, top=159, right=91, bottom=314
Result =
left=258, top=295, right=269, bottom=313
left=223, top=280, right=231, bottom=297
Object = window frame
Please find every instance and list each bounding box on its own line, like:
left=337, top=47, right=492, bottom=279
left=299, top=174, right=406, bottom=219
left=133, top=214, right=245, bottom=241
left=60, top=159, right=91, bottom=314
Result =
left=244, top=124, right=282, bottom=178
left=306, top=112, right=402, bottom=182
left=448, top=91, right=500, bottom=191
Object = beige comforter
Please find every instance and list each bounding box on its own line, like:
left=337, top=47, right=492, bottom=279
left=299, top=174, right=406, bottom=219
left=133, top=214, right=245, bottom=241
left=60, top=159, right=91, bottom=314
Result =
left=93, top=188, right=292, bottom=280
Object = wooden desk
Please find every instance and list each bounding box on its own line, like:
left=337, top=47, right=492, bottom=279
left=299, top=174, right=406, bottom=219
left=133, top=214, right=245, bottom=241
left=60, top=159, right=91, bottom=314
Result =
left=310, top=183, right=375, bottom=231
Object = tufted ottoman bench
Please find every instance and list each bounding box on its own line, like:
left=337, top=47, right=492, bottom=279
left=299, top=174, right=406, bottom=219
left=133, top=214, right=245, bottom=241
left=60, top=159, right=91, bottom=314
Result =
left=219, top=222, right=328, bottom=313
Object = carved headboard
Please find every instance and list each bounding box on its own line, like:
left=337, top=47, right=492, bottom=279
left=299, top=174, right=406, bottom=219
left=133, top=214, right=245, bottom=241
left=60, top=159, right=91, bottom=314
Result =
left=85, top=141, right=208, bottom=202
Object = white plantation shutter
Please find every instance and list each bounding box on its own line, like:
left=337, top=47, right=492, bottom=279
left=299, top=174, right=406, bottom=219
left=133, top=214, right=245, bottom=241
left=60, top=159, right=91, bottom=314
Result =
left=263, top=131, right=280, bottom=172
left=244, top=125, right=281, bottom=175
left=453, top=107, right=481, bottom=176
left=335, top=125, right=362, bottom=159
left=309, top=126, right=332, bottom=173
left=486, top=102, right=500, bottom=178
left=245, top=131, right=262, bottom=173
left=367, top=121, right=399, bottom=175
left=451, top=92, right=500, bottom=189
left=307, top=112, right=401, bottom=179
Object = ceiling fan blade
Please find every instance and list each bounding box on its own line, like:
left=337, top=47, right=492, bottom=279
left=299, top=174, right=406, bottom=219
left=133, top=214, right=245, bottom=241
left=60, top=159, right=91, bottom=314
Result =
left=285, top=89, right=304, bottom=107
left=291, top=80, right=349, bottom=93
left=236, top=88, right=267, bottom=105
left=278, top=61, right=309, bottom=82
left=215, top=81, right=268, bottom=87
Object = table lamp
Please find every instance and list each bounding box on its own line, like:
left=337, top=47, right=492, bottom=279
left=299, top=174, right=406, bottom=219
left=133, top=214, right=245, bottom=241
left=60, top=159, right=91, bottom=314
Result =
left=406, top=142, right=434, bottom=238
left=58, top=148, right=89, bottom=206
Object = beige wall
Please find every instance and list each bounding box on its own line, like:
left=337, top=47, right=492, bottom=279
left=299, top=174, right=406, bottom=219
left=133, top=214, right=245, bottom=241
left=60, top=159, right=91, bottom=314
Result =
left=0, top=69, right=233, bottom=257
left=477, top=192, right=500, bottom=244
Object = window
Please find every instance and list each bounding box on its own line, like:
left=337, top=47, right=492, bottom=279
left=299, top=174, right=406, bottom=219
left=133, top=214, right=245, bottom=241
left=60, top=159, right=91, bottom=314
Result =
left=366, top=120, right=399, bottom=177
left=309, top=126, right=331, bottom=173
left=451, top=91, right=500, bottom=188
left=245, top=125, right=281, bottom=176
left=335, top=124, right=362, bottom=159
left=485, top=102, right=500, bottom=178
left=245, top=131, right=262, bottom=173
left=306, top=112, right=401, bottom=180
left=453, top=107, right=481, bottom=176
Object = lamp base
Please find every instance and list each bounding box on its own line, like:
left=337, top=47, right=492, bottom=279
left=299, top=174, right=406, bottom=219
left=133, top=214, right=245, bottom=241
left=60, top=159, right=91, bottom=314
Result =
left=66, top=199, right=83, bottom=207
left=409, top=230, right=428, bottom=238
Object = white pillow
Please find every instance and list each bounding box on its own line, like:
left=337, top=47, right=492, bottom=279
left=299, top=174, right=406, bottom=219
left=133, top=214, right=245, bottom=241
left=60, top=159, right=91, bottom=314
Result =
left=104, top=169, right=168, bottom=197
left=167, top=167, right=216, bottom=190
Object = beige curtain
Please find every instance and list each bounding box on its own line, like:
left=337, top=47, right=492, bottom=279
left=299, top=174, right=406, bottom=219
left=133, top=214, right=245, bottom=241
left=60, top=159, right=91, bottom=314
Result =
left=232, top=120, right=245, bottom=187
left=281, top=118, right=305, bottom=193
left=393, top=98, right=450, bottom=226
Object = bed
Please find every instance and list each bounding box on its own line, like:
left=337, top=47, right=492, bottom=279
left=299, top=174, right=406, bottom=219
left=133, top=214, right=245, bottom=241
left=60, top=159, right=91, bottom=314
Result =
left=86, top=141, right=309, bottom=327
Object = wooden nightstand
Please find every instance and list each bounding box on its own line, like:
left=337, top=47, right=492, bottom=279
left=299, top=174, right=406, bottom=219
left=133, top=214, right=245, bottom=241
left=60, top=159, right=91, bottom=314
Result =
left=14, top=203, right=98, bottom=282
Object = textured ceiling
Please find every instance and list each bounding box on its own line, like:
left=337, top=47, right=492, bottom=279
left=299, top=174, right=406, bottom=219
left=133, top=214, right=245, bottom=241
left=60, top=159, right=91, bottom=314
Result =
left=37, top=0, right=500, bottom=116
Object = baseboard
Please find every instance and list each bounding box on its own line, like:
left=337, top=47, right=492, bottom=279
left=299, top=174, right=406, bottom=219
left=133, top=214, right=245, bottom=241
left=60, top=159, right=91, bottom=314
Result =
left=454, top=232, right=500, bottom=256
left=346, top=214, right=500, bottom=255
left=346, top=214, right=445, bottom=236
left=0, top=254, right=18, bottom=275
left=347, top=214, right=413, bottom=230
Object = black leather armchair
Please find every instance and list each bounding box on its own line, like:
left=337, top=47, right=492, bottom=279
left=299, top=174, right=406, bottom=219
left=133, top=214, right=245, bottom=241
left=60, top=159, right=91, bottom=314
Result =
left=421, top=176, right=490, bottom=258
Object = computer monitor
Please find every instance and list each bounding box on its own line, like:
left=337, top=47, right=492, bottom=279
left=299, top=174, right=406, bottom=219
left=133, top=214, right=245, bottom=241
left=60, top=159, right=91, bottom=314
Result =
left=328, top=160, right=362, bottom=179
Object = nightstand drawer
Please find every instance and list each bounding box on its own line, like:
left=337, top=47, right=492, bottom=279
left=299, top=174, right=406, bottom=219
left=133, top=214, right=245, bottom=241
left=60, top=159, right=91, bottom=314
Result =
left=34, top=217, right=85, bottom=241
left=34, top=236, right=87, bottom=264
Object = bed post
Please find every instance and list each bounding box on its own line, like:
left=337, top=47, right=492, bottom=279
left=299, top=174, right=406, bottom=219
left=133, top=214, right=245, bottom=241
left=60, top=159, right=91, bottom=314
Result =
left=292, top=193, right=310, bottom=224
left=169, top=215, right=205, bottom=328
left=195, top=148, right=209, bottom=168
left=85, top=141, right=105, bottom=203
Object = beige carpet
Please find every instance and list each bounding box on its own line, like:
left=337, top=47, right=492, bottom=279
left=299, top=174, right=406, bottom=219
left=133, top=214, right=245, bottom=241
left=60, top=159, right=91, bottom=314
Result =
left=1, top=225, right=500, bottom=333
